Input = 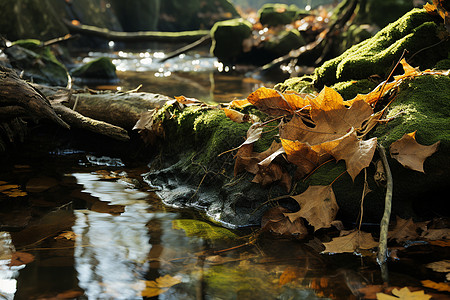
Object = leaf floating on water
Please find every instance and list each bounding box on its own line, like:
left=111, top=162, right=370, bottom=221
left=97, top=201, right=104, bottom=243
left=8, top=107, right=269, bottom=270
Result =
left=141, top=275, right=182, bottom=297
left=9, top=251, right=35, bottom=267
left=0, top=182, right=27, bottom=197
left=54, top=231, right=77, bottom=241
left=421, top=280, right=450, bottom=292
left=322, top=230, right=378, bottom=254
left=376, top=287, right=431, bottom=300
left=389, top=131, right=440, bottom=173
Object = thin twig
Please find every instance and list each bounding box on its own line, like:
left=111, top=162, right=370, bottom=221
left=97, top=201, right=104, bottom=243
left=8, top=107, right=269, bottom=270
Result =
left=377, top=143, right=393, bottom=265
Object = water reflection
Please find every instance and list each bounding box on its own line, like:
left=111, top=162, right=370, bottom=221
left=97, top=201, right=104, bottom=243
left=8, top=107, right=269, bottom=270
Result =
left=72, top=173, right=153, bottom=299
left=0, top=232, right=21, bottom=300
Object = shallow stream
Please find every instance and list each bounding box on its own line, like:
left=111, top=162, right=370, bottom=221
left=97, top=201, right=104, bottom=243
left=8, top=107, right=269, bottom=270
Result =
left=0, top=49, right=448, bottom=299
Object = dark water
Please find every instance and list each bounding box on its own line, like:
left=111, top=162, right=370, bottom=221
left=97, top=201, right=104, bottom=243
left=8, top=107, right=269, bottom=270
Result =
left=1, top=51, right=448, bottom=299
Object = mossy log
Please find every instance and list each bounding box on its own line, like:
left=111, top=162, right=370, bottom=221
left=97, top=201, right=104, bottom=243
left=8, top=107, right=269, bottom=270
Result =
left=63, top=19, right=210, bottom=43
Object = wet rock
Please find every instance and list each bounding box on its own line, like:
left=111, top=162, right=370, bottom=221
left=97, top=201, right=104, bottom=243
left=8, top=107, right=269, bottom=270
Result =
left=70, top=57, right=117, bottom=81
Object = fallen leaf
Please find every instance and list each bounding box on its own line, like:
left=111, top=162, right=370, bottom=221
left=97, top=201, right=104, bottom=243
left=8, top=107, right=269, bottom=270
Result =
left=0, top=182, right=27, bottom=197
left=141, top=275, right=182, bottom=297
left=279, top=266, right=307, bottom=286
left=376, top=287, right=431, bottom=300
left=322, top=230, right=378, bottom=254
left=284, top=185, right=338, bottom=231
left=425, top=260, right=450, bottom=274
left=261, top=206, right=308, bottom=237
left=421, top=280, right=450, bottom=292
left=388, top=216, right=421, bottom=243
left=252, top=162, right=291, bottom=191
left=54, top=231, right=77, bottom=241
left=9, top=252, right=35, bottom=266
left=175, top=95, right=203, bottom=106
left=222, top=108, right=249, bottom=123
left=389, top=131, right=440, bottom=173
left=421, top=228, right=450, bottom=240
left=229, top=98, right=251, bottom=108
left=281, top=138, right=331, bottom=179
left=247, top=86, right=310, bottom=117
left=329, top=133, right=377, bottom=180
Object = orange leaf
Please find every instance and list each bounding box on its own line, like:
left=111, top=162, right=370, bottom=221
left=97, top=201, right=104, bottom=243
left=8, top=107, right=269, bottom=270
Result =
left=389, top=131, right=440, bottom=173
left=222, top=108, right=248, bottom=123
left=421, top=280, right=450, bottom=292
left=247, top=86, right=310, bottom=116
left=230, top=98, right=251, bottom=108
left=284, top=185, right=338, bottom=231
left=281, top=138, right=331, bottom=179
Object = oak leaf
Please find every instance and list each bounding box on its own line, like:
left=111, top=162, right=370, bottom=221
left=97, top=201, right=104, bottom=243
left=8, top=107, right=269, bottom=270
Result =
left=284, top=185, right=338, bottom=231
left=247, top=86, right=310, bottom=117
left=388, top=216, right=425, bottom=243
left=389, top=131, right=440, bottom=173
left=261, top=206, right=308, bottom=237
left=322, top=230, right=378, bottom=254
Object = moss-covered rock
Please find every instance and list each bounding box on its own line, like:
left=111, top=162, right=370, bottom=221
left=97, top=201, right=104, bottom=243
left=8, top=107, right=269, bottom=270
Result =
left=258, top=3, right=307, bottom=27
left=4, top=39, right=68, bottom=86
left=314, top=8, right=449, bottom=88
left=263, top=29, right=305, bottom=58
left=210, top=18, right=253, bottom=63
left=70, top=57, right=117, bottom=80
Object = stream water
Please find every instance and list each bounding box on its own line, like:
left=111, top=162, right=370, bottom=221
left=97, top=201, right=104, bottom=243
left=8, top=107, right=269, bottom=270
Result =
left=0, top=49, right=448, bottom=299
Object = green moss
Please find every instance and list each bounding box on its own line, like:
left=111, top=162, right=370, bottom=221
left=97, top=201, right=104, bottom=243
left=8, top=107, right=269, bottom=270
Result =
left=210, top=18, right=252, bottom=63
left=70, top=57, right=117, bottom=79
left=315, top=9, right=449, bottom=87
left=274, top=75, right=316, bottom=93
left=172, top=219, right=237, bottom=240
left=434, top=58, right=450, bottom=70
left=331, top=79, right=378, bottom=100
left=258, top=3, right=304, bottom=26
left=263, top=29, right=305, bottom=58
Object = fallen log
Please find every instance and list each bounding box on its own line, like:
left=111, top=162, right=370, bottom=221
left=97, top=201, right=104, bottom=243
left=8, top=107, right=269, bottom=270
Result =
left=63, top=19, right=210, bottom=43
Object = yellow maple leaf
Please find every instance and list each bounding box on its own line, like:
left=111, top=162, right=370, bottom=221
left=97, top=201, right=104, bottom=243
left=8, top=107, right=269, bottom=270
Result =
left=376, top=287, right=431, bottom=300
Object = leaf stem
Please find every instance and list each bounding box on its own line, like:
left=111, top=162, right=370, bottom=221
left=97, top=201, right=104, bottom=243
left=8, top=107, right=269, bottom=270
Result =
left=377, top=143, right=393, bottom=265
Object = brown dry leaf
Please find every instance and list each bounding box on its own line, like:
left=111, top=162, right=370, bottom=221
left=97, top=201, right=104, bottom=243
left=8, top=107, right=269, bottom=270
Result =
left=284, top=185, right=338, bottom=231
left=280, top=87, right=373, bottom=146
left=330, top=133, right=377, bottom=180
left=175, top=95, right=202, bottom=106
left=247, top=86, right=310, bottom=116
left=222, top=108, right=249, bottom=123
left=141, top=275, right=182, bottom=297
left=376, top=287, right=431, bottom=300
left=252, top=163, right=292, bottom=191
left=358, top=285, right=385, bottom=299
left=425, top=260, right=450, bottom=274
left=133, top=108, right=164, bottom=145
left=54, top=231, right=77, bottom=241
left=322, top=230, right=378, bottom=254
left=421, top=228, right=450, bottom=240
left=388, top=216, right=421, bottom=243
left=234, top=144, right=257, bottom=175
left=424, top=0, right=450, bottom=23
left=421, top=280, right=450, bottom=292
left=281, top=138, right=331, bottom=179
left=261, top=206, right=308, bottom=237
left=9, top=252, right=35, bottom=266
left=389, top=132, right=440, bottom=173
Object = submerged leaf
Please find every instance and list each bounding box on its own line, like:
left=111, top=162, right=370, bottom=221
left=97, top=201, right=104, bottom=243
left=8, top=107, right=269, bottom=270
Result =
left=389, top=131, right=440, bottom=173
left=376, top=287, right=431, bottom=300
left=141, top=275, right=182, bottom=297
left=172, top=219, right=237, bottom=240
left=261, top=206, right=308, bottom=237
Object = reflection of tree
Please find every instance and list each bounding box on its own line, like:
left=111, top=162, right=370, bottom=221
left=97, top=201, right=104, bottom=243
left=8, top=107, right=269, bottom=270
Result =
left=72, top=173, right=154, bottom=299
